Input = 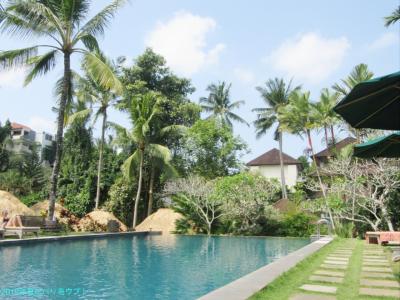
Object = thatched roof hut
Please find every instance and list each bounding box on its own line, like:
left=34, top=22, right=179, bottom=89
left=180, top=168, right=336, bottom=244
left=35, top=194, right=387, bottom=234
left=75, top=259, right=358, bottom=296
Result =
left=77, top=210, right=128, bottom=232
left=135, top=208, right=182, bottom=234
left=0, top=190, right=36, bottom=217
left=31, top=200, right=66, bottom=218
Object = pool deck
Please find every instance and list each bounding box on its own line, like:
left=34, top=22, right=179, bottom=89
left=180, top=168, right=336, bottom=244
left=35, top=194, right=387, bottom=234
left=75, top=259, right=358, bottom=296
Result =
left=198, top=236, right=333, bottom=300
left=0, top=231, right=162, bottom=246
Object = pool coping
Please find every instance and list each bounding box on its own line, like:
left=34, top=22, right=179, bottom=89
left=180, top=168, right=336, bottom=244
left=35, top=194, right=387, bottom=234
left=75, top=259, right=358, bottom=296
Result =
left=198, top=236, right=333, bottom=300
left=0, top=231, right=162, bottom=247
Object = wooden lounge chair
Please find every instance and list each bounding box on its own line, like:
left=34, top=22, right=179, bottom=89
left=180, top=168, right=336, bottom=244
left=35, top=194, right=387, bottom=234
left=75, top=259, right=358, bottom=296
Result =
left=0, top=228, right=4, bottom=239
left=4, top=227, right=40, bottom=239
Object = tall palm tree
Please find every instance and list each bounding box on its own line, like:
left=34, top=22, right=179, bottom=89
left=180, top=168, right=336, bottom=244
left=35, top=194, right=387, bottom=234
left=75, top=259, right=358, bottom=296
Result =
left=333, top=63, right=374, bottom=141
left=200, top=81, right=249, bottom=127
left=69, top=54, right=122, bottom=210
left=313, top=88, right=340, bottom=146
left=385, top=6, right=400, bottom=26
left=117, top=92, right=173, bottom=229
left=253, top=78, right=300, bottom=199
left=278, top=91, right=335, bottom=229
left=0, top=0, right=125, bottom=221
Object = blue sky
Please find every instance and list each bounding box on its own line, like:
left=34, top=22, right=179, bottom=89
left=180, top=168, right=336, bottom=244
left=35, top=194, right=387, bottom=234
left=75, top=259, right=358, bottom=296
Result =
left=0, top=0, right=399, bottom=162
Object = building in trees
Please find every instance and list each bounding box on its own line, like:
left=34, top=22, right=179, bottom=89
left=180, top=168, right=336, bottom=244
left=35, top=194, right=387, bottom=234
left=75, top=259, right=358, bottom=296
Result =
left=313, top=137, right=356, bottom=167
left=246, top=148, right=301, bottom=187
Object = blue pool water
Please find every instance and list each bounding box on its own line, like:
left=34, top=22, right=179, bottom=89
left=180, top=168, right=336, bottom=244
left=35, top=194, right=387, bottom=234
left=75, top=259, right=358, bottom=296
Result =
left=0, top=235, right=309, bottom=299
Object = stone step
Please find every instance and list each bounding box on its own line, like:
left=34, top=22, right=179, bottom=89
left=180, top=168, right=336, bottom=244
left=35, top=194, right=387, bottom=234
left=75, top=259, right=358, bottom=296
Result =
left=361, top=272, right=395, bottom=279
left=309, top=275, right=343, bottom=284
left=363, top=261, right=390, bottom=266
left=363, top=258, right=388, bottom=263
left=362, top=266, right=393, bottom=273
left=300, top=284, right=337, bottom=294
left=289, top=293, right=336, bottom=300
left=324, top=260, right=348, bottom=265
left=314, top=270, right=345, bottom=277
left=326, top=257, right=348, bottom=262
left=363, top=256, right=387, bottom=260
left=321, top=264, right=347, bottom=270
left=359, top=287, right=400, bottom=298
left=360, top=278, right=400, bottom=288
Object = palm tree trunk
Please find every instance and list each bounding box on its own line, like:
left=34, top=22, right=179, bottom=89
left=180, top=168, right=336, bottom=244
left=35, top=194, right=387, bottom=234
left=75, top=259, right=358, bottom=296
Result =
left=48, top=52, right=70, bottom=221
left=330, top=125, right=335, bottom=145
left=324, top=126, right=329, bottom=146
left=306, top=129, right=335, bottom=230
left=147, top=166, right=155, bottom=217
left=95, top=111, right=107, bottom=209
left=132, top=150, right=144, bottom=229
left=278, top=131, right=288, bottom=199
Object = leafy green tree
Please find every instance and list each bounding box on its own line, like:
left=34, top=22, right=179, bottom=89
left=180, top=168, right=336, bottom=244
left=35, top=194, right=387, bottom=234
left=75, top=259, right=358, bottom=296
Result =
left=313, top=88, right=340, bottom=146
left=200, top=81, right=249, bottom=127
left=385, top=6, right=400, bottom=26
left=182, top=119, right=247, bottom=179
left=253, top=78, right=300, bottom=199
left=70, top=53, right=122, bottom=209
left=0, top=120, right=12, bottom=171
left=58, top=119, right=95, bottom=216
left=0, top=0, right=125, bottom=220
left=278, top=90, right=335, bottom=229
left=118, top=92, right=173, bottom=229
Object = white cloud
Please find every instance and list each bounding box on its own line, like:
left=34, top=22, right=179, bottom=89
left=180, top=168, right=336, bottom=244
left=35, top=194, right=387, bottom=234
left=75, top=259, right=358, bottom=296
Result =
left=27, top=116, right=55, bottom=134
left=369, top=32, right=397, bottom=51
left=145, top=11, right=225, bottom=75
left=267, top=32, right=350, bottom=83
left=234, top=68, right=255, bottom=84
left=0, top=67, right=27, bottom=88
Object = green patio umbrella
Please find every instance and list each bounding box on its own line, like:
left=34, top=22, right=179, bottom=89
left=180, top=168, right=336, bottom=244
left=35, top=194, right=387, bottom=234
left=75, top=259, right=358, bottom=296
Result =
left=334, top=71, right=400, bottom=130
left=353, top=132, right=400, bottom=158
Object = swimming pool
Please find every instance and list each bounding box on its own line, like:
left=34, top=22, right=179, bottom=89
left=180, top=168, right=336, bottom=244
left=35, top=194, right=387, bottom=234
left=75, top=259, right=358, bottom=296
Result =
left=0, top=235, right=309, bottom=299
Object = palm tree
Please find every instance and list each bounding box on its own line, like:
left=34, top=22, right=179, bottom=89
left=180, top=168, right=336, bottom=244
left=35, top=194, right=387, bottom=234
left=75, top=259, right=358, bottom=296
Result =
left=253, top=78, right=300, bottom=199
left=200, top=81, right=249, bottom=127
left=69, top=54, right=122, bottom=210
left=385, top=6, right=400, bottom=26
left=278, top=90, right=335, bottom=229
left=313, top=88, right=340, bottom=146
left=333, top=63, right=374, bottom=141
left=0, top=0, right=125, bottom=221
left=118, top=92, right=173, bottom=229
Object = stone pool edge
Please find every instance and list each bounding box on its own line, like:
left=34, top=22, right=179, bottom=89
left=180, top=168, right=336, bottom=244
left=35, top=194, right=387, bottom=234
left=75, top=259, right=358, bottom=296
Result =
left=198, top=236, right=333, bottom=300
left=0, top=231, right=162, bottom=246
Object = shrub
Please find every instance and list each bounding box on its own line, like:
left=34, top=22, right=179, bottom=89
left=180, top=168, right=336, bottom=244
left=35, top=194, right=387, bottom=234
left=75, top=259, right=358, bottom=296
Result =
left=280, top=212, right=316, bottom=237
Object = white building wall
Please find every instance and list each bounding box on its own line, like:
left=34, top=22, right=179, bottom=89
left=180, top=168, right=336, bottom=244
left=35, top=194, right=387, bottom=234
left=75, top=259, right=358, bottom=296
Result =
left=249, top=164, right=298, bottom=187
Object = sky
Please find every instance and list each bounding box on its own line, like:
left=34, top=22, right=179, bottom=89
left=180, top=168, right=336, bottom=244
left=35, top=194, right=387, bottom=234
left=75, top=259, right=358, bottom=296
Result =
left=0, top=0, right=399, bottom=162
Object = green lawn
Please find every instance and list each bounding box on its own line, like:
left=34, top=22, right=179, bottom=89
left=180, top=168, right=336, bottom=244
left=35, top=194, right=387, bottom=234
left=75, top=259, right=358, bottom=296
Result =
left=250, top=238, right=400, bottom=300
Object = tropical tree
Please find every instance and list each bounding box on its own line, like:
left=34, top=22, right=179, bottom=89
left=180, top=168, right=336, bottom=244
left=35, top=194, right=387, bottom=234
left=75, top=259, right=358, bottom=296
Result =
left=332, top=63, right=374, bottom=97
left=385, top=6, right=400, bottom=26
left=0, top=0, right=125, bottom=221
left=117, top=92, right=173, bottom=229
left=278, top=90, right=335, bottom=229
left=332, top=63, right=374, bottom=141
left=200, top=81, right=249, bottom=127
left=69, top=53, right=122, bottom=210
left=253, top=78, right=300, bottom=199
left=313, top=88, right=340, bottom=146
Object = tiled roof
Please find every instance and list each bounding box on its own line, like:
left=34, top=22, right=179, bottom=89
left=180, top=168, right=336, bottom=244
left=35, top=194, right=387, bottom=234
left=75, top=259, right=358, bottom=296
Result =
left=11, top=122, right=32, bottom=131
left=314, top=137, right=357, bottom=158
left=247, top=148, right=300, bottom=166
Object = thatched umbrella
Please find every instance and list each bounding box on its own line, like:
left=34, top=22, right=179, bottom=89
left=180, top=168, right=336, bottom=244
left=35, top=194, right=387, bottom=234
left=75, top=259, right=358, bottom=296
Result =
left=0, top=190, right=35, bottom=217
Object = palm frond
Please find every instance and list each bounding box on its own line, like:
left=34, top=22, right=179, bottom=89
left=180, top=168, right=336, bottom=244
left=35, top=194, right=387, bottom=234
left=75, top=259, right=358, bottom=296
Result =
left=122, top=150, right=140, bottom=179
left=66, top=108, right=92, bottom=126
left=385, top=6, right=400, bottom=27
left=78, top=0, right=127, bottom=37
left=82, top=51, right=123, bottom=94
left=79, top=33, right=100, bottom=52
left=227, top=112, right=249, bottom=126
left=24, top=50, right=57, bottom=85
left=147, top=143, right=172, bottom=162
left=0, top=46, right=38, bottom=70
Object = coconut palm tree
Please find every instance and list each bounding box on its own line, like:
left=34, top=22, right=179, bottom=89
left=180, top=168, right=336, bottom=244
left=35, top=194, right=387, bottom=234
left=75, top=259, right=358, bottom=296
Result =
left=0, top=0, right=125, bottom=220
left=200, top=81, right=249, bottom=128
left=313, top=88, right=340, bottom=146
left=117, top=92, right=173, bottom=229
left=69, top=53, right=122, bottom=210
left=385, top=6, right=400, bottom=26
left=278, top=90, right=335, bottom=229
left=333, top=63, right=374, bottom=142
left=253, top=78, right=300, bottom=199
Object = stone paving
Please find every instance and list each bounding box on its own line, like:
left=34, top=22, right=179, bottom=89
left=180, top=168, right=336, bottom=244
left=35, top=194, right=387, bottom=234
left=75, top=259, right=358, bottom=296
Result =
left=290, top=242, right=400, bottom=300
left=359, top=245, right=400, bottom=299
